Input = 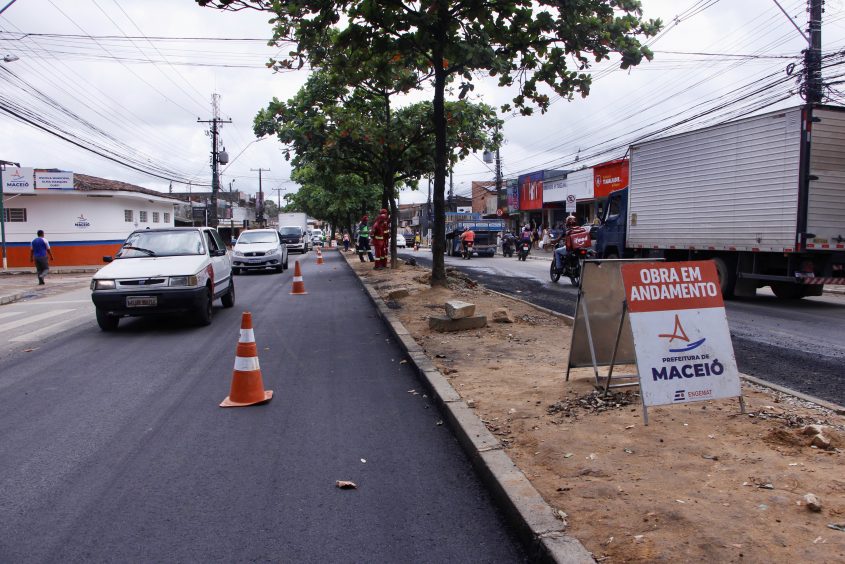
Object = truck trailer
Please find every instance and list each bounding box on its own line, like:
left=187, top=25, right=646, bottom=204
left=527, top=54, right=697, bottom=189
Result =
left=595, top=104, right=845, bottom=298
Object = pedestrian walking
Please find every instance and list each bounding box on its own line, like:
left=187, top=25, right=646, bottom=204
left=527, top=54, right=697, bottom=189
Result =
left=30, top=229, right=55, bottom=285
left=343, top=232, right=350, bottom=252
left=541, top=226, right=551, bottom=251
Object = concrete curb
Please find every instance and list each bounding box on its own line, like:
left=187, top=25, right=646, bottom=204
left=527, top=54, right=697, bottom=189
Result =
left=0, top=290, right=31, bottom=306
left=340, top=250, right=594, bottom=564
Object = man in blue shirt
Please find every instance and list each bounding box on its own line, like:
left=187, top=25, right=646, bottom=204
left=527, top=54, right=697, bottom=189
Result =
left=30, top=230, right=54, bottom=285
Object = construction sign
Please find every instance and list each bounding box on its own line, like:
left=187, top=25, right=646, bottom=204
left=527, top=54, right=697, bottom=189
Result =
left=620, top=261, right=741, bottom=407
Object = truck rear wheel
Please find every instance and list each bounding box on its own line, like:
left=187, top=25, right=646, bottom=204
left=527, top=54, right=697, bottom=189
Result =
left=712, top=257, right=736, bottom=299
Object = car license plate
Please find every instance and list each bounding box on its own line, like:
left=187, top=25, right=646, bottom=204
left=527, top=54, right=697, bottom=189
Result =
left=248, top=258, right=263, bottom=263
left=127, top=296, right=157, bottom=307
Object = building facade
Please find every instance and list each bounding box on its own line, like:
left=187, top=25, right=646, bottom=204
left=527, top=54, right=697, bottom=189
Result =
left=2, top=171, right=180, bottom=267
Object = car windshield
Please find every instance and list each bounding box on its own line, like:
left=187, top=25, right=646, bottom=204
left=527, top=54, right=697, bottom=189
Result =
left=238, top=231, right=277, bottom=244
left=279, top=227, right=301, bottom=236
left=117, top=230, right=204, bottom=258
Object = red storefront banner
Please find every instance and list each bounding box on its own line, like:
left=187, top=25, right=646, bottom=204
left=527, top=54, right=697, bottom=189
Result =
left=518, top=171, right=543, bottom=210
left=593, top=158, right=629, bottom=198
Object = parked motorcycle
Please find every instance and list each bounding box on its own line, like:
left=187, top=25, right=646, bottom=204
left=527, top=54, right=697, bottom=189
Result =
left=517, top=240, right=531, bottom=261
left=550, top=245, right=594, bottom=286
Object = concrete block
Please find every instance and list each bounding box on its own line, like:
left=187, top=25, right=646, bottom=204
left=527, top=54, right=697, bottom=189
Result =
left=429, top=314, right=487, bottom=332
left=445, top=300, right=476, bottom=319
left=491, top=307, right=515, bottom=323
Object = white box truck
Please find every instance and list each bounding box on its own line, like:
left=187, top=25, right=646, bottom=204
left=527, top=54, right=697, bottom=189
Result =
left=278, top=212, right=310, bottom=253
left=595, top=105, right=845, bottom=298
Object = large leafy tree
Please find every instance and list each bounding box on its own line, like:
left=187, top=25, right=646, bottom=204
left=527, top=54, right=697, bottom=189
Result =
left=255, top=68, right=499, bottom=266
left=198, top=0, right=660, bottom=285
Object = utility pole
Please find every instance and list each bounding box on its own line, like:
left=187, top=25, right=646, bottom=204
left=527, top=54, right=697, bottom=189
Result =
left=805, top=0, right=823, bottom=104
left=229, top=179, right=236, bottom=241
left=250, top=168, right=270, bottom=227
left=197, top=93, right=231, bottom=227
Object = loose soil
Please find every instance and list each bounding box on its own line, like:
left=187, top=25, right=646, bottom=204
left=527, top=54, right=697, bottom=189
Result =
left=347, top=254, right=845, bottom=563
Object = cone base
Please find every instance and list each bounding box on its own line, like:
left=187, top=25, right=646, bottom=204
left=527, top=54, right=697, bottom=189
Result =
left=219, top=390, right=274, bottom=408
left=290, top=289, right=308, bottom=295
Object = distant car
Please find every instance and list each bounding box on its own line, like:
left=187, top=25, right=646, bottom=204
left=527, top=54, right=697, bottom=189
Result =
left=311, top=228, right=324, bottom=246
left=232, top=228, right=288, bottom=274
left=394, top=235, right=407, bottom=248
left=403, top=233, right=415, bottom=247
left=90, top=227, right=235, bottom=331
left=279, top=225, right=310, bottom=253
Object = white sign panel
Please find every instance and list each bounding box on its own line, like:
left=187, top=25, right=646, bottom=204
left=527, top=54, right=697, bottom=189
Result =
left=543, top=168, right=593, bottom=203
left=35, top=170, right=74, bottom=190
left=2, top=167, right=34, bottom=193
left=621, top=261, right=741, bottom=407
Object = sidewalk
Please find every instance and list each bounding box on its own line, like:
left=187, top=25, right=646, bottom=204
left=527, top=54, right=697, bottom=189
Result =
left=0, top=267, right=98, bottom=305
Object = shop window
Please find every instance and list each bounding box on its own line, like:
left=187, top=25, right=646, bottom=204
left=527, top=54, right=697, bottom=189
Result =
left=3, top=208, right=27, bottom=222
left=124, top=210, right=133, bottom=222
left=152, top=212, right=160, bottom=223
left=139, top=211, right=148, bottom=222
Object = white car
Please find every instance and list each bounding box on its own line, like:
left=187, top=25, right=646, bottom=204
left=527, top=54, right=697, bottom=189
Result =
left=232, top=229, right=288, bottom=274
left=394, top=235, right=407, bottom=248
left=90, top=227, right=235, bottom=331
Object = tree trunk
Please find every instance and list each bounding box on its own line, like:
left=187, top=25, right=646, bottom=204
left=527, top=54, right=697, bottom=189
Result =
left=388, top=190, right=398, bottom=268
left=431, top=35, right=448, bottom=286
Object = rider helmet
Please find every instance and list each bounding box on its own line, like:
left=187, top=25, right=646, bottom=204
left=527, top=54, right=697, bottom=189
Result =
left=565, top=216, right=578, bottom=228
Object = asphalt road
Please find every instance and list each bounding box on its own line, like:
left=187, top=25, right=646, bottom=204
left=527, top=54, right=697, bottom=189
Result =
left=0, top=253, right=525, bottom=562
left=405, top=250, right=845, bottom=406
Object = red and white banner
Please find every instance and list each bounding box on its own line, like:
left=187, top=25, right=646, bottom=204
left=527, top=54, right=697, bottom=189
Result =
left=620, top=261, right=741, bottom=407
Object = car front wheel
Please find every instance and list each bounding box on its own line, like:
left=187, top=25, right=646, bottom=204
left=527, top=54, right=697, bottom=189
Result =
left=195, top=287, right=213, bottom=326
left=96, top=308, right=119, bottom=331
left=221, top=279, right=235, bottom=308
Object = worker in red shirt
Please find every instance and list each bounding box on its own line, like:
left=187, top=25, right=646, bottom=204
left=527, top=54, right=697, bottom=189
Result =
left=371, top=209, right=389, bottom=270
left=459, top=228, right=475, bottom=259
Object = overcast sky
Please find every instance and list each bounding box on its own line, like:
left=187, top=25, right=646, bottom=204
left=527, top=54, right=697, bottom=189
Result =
left=2, top=0, right=845, bottom=206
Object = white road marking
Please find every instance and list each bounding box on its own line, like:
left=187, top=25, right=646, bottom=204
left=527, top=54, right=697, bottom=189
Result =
left=0, top=311, right=23, bottom=321
left=0, top=309, right=75, bottom=334
left=9, top=319, right=75, bottom=342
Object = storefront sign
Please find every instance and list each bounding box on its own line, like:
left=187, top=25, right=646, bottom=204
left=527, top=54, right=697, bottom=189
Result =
left=518, top=171, right=543, bottom=210
left=594, top=159, right=629, bottom=198
left=74, top=214, right=92, bottom=229
left=620, top=261, right=741, bottom=407
left=2, top=167, right=34, bottom=193
left=35, top=170, right=74, bottom=190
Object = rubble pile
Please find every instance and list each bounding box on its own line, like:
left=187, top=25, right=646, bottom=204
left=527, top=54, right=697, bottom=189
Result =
left=547, top=390, right=640, bottom=418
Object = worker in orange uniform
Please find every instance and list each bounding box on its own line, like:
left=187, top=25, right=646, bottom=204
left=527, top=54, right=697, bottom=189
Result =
left=371, top=209, right=389, bottom=270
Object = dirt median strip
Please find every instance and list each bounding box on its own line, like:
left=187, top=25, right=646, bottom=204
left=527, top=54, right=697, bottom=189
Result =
left=340, top=249, right=845, bottom=563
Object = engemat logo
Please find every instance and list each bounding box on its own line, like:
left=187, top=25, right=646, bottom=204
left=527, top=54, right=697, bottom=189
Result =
left=658, top=314, right=706, bottom=352
left=674, top=390, right=686, bottom=402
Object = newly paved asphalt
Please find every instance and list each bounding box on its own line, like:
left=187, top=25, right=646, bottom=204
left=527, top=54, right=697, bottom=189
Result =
left=0, top=252, right=525, bottom=562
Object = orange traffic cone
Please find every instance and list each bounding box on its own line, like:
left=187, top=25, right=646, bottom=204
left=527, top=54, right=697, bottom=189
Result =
left=316, top=247, right=324, bottom=265
left=220, top=312, right=273, bottom=408
left=290, top=260, right=308, bottom=295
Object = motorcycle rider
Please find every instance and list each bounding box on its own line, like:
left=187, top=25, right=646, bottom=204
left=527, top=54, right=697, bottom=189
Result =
left=501, top=230, right=517, bottom=256
left=551, top=216, right=590, bottom=272
left=459, top=227, right=475, bottom=259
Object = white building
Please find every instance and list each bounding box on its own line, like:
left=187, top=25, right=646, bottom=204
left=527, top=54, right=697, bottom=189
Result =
left=2, top=169, right=180, bottom=267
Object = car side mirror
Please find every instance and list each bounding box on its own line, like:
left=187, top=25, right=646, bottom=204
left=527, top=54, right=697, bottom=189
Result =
left=103, top=255, right=113, bottom=263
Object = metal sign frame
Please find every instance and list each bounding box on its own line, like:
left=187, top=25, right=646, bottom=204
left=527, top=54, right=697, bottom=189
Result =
left=566, top=258, right=658, bottom=391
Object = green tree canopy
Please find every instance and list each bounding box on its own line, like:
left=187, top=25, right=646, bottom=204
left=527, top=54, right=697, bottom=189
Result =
left=198, top=0, right=660, bottom=284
